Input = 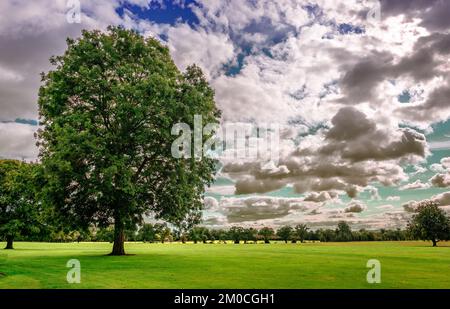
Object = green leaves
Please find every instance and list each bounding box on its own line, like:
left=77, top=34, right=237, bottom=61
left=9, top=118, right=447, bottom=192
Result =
left=38, top=26, right=220, bottom=248
left=408, top=201, right=450, bottom=246
left=0, top=160, right=42, bottom=242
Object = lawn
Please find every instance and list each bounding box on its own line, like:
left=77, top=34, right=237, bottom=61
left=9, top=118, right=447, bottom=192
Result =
left=0, top=241, right=449, bottom=289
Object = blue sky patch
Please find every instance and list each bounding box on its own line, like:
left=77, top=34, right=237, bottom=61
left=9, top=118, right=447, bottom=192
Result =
left=116, top=0, right=199, bottom=26
left=398, top=90, right=411, bottom=103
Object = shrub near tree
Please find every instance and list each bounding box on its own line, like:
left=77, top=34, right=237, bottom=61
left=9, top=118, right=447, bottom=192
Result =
left=138, top=223, right=158, bottom=243
left=188, top=226, right=209, bottom=244
left=0, top=160, right=42, bottom=250
left=159, top=225, right=172, bottom=243
left=38, top=27, right=219, bottom=255
left=408, top=201, right=450, bottom=247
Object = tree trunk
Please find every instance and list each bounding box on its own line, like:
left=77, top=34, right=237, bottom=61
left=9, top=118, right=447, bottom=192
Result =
left=110, top=217, right=126, bottom=255
left=432, top=239, right=437, bottom=247
left=5, top=236, right=13, bottom=250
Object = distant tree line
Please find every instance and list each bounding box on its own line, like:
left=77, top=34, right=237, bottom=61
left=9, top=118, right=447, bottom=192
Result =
left=11, top=218, right=447, bottom=245
left=2, top=156, right=449, bottom=248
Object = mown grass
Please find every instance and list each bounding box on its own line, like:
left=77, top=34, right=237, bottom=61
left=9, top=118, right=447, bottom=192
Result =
left=0, top=241, right=449, bottom=289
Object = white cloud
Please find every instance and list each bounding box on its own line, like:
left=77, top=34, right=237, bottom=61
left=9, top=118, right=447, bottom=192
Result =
left=403, top=191, right=450, bottom=212
left=386, top=196, right=400, bottom=201
left=399, top=180, right=431, bottom=190
left=164, top=24, right=236, bottom=78
left=0, top=122, right=38, bottom=161
left=344, top=201, right=366, bottom=213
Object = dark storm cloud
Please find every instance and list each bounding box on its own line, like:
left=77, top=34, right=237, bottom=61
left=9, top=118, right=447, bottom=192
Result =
left=0, top=26, right=84, bottom=121
left=430, top=173, right=450, bottom=188
left=326, top=107, right=376, bottom=140
left=321, top=107, right=427, bottom=162
left=235, top=178, right=286, bottom=194
left=396, top=81, right=450, bottom=123
left=338, top=32, right=450, bottom=106
left=337, top=52, right=392, bottom=104
left=224, top=106, right=427, bottom=197
left=380, top=0, right=450, bottom=32
left=221, top=197, right=308, bottom=223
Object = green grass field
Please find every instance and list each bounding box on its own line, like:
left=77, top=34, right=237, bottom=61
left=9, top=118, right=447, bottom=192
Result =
left=0, top=241, right=449, bottom=289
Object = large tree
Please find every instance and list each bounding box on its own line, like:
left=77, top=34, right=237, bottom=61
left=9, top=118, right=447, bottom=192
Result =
left=38, top=26, right=220, bottom=255
left=408, top=201, right=450, bottom=247
left=0, top=160, right=41, bottom=249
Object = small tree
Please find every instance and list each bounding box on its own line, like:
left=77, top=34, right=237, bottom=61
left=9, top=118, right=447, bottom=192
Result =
left=158, top=225, right=172, bottom=244
left=138, top=223, right=157, bottom=243
left=258, top=227, right=274, bottom=244
left=228, top=226, right=244, bottom=244
left=218, top=230, right=228, bottom=244
left=244, top=228, right=258, bottom=244
left=336, top=221, right=352, bottom=242
left=294, top=224, right=309, bottom=243
left=95, top=226, right=114, bottom=242
left=408, top=201, right=450, bottom=247
left=174, top=212, right=201, bottom=244
left=189, top=226, right=209, bottom=244
left=0, top=160, right=41, bottom=249
left=277, top=226, right=293, bottom=243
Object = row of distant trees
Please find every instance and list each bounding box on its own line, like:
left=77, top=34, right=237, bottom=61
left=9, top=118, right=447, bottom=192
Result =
left=2, top=158, right=450, bottom=248
left=13, top=209, right=450, bottom=246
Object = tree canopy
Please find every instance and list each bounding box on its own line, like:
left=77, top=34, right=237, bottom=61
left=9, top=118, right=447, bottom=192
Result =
left=277, top=226, right=292, bottom=243
left=258, top=227, right=275, bottom=244
left=0, top=160, right=41, bottom=249
left=408, top=201, right=450, bottom=246
left=38, top=26, right=220, bottom=255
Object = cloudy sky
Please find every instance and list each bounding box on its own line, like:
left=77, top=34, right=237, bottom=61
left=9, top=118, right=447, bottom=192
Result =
left=1, top=0, right=450, bottom=230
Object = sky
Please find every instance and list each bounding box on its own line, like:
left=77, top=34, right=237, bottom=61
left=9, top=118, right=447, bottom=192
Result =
left=1, top=0, right=450, bottom=230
